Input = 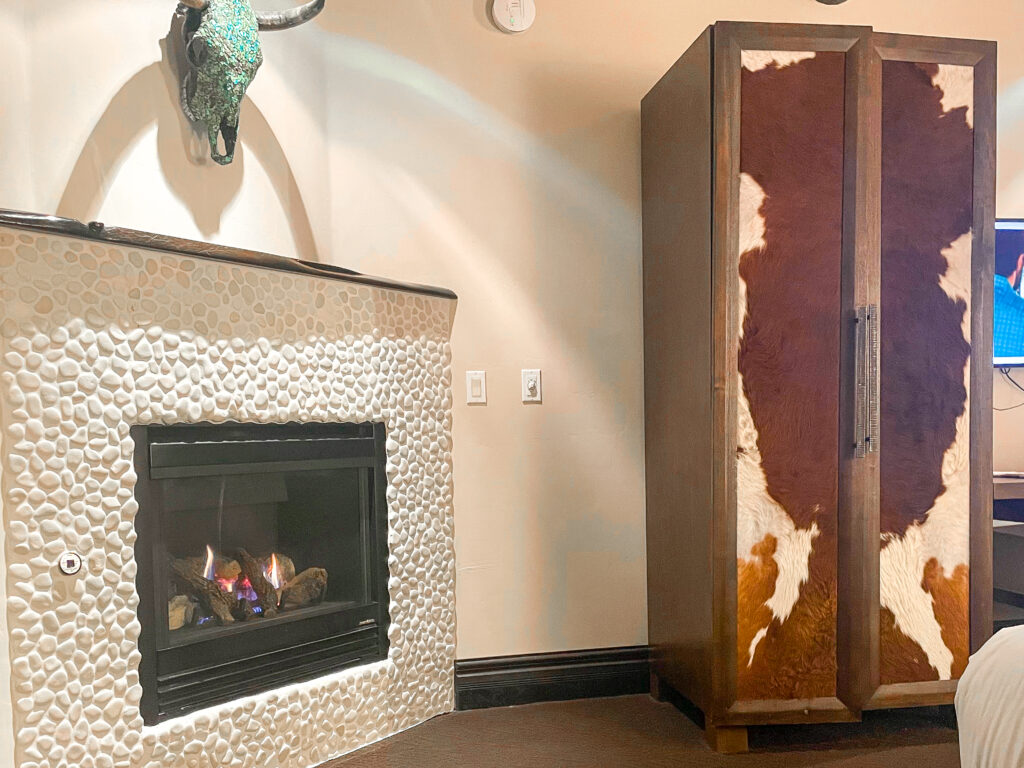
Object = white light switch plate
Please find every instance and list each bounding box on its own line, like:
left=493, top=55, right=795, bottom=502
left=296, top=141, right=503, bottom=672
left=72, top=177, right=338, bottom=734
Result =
left=466, top=371, right=487, bottom=404
left=521, top=369, right=542, bottom=403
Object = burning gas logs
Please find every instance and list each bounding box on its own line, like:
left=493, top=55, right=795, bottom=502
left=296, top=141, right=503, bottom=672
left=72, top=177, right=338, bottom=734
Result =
left=260, top=553, right=295, bottom=586
left=237, top=549, right=279, bottom=619
left=231, top=598, right=257, bottom=623
left=178, top=553, right=241, bottom=582
left=170, top=557, right=236, bottom=624
left=169, top=546, right=330, bottom=629
left=280, top=567, right=328, bottom=609
left=168, top=595, right=196, bottom=631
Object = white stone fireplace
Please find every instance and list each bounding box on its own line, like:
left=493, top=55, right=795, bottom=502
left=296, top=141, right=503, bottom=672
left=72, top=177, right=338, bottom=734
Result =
left=0, top=213, right=457, bottom=768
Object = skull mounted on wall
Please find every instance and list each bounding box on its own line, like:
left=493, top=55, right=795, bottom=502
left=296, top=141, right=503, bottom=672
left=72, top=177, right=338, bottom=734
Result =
left=176, top=0, right=326, bottom=165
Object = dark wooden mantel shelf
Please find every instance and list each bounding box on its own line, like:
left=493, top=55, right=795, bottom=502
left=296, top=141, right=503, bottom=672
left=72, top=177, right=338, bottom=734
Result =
left=0, top=208, right=457, bottom=301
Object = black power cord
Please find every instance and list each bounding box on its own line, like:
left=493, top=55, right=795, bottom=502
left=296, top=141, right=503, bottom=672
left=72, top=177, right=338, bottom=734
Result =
left=995, top=367, right=1024, bottom=411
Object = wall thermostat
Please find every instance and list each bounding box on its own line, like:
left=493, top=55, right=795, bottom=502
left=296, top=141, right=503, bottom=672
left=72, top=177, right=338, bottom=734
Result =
left=58, top=551, right=82, bottom=576
left=491, top=0, right=536, bottom=34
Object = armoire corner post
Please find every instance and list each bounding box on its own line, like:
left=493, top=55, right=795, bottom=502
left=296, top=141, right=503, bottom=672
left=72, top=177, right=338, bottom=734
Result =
left=642, top=21, right=995, bottom=752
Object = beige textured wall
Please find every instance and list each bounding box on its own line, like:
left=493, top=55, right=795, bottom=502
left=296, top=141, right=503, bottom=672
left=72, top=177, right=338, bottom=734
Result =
left=994, top=375, right=1024, bottom=470
left=2, top=2, right=1024, bottom=684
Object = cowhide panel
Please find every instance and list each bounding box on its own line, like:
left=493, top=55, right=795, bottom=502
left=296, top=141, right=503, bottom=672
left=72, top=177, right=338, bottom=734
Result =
left=879, top=61, right=973, bottom=684
left=736, top=50, right=845, bottom=701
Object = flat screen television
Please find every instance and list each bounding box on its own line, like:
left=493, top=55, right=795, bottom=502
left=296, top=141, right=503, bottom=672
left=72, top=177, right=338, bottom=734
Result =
left=995, top=219, right=1024, bottom=366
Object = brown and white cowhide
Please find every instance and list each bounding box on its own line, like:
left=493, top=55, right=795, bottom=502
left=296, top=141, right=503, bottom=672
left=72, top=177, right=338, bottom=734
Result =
left=879, top=61, right=974, bottom=684
left=735, top=50, right=845, bottom=700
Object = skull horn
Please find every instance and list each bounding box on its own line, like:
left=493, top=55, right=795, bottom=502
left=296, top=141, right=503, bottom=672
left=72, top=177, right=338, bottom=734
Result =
left=256, top=0, right=325, bottom=31
left=178, top=0, right=210, bottom=9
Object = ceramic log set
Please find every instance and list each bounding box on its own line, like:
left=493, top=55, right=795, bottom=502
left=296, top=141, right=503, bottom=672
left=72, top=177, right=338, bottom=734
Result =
left=175, top=0, right=326, bottom=164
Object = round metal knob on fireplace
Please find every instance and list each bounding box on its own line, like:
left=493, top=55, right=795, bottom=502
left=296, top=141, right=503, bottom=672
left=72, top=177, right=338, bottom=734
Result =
left=58, top=551, right=82, bottom=576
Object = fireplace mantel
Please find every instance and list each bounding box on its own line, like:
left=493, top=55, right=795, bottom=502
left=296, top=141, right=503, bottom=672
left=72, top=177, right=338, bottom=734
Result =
left=0, top=208, right=457, bottom=301
left=0, top=220, right=457, bottom=768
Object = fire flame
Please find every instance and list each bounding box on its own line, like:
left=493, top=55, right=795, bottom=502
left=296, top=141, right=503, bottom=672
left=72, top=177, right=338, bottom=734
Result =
left=199, top=546, right=281, bottom=606
left=265, top=553, right=283, bottom=590
left=203, top=544, right=216, bottom=581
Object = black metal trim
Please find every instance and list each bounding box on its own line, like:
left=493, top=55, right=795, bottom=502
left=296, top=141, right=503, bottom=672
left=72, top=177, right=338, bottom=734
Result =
left=146, top=422, right=380, bottom=478
left=157, top=629, right=381, bottom=720
left=132, top=425, right=161, bottom=726
left=0, top=207, right=457, bottom=301
left=132, top=421, right=392, bottom=724
left=162, top=600, right=371, bottom=649
left=371, top=423, right=392, bottom=658
left=150, top=436, right=378, bottom=469
left=454, top=646, right=651, bottom=711
left=150, top=457, right=375, bottom=479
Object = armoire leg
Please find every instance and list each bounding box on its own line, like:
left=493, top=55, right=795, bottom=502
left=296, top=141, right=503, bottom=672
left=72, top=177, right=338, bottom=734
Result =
left=649, top=672, right=668, bottom=702
left=705, top=724, right=748, bottom=754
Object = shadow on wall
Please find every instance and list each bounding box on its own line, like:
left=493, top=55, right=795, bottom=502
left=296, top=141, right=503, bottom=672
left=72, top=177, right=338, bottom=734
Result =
left=56, top=16, right=318, bottom=261
left=316, top=28, right=647, bottom=649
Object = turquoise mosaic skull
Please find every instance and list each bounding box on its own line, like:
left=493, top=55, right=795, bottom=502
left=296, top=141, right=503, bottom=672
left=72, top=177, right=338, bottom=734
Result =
left=177, top=0, right=325, bottom=165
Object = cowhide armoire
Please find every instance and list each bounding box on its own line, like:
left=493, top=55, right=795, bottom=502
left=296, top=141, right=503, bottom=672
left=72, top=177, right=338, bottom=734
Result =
left=641, top=22, right=994, bottom=752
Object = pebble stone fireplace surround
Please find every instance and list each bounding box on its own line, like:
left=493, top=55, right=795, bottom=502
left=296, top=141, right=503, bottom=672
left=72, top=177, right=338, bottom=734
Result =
left=0, top=210, right=457, bottom=768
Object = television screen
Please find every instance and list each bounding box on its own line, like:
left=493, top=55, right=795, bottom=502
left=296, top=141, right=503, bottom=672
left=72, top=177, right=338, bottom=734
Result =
left=995, top=219, right=1024, bottom=366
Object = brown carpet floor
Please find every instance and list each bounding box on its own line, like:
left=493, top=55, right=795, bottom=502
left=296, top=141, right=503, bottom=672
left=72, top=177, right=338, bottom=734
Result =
left=323, top=695, right=961, bottom=767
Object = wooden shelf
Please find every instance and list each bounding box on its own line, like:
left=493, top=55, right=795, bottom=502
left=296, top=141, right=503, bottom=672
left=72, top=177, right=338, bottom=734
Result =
left=994, top=600, right=1024, bottom=631
left=995, top=477, right=1024, bottom=500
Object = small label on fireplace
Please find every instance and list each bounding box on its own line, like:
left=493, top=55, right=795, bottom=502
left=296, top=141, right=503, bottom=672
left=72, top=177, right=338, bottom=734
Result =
left=358, top=619, right=375, bottom=626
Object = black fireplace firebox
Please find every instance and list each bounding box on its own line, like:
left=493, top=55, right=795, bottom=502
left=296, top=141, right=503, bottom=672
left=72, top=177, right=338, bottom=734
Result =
left=132, top=422, right=390, bottom=724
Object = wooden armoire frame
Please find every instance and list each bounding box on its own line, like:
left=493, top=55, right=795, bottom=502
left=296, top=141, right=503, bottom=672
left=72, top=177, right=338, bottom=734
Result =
left=641, top=21, right=995, bottom=752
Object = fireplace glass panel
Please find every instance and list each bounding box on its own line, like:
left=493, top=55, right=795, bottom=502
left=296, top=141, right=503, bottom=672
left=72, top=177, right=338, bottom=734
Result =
left=160, top=467, right=369, bottom=637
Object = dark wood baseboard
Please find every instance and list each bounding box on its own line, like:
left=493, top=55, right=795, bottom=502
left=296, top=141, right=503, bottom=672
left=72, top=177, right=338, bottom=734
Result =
left=454, top=646, right=650, bottom=710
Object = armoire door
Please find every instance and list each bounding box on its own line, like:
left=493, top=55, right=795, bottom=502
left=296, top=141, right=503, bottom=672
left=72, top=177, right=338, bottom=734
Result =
left=711, top=22, right=870, bottom=720
left=865, top=33, right=995, bottom=709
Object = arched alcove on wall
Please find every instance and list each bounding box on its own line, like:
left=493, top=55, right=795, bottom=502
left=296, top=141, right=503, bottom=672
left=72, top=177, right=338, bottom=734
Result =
left=56, top=17, right=319, bottom=262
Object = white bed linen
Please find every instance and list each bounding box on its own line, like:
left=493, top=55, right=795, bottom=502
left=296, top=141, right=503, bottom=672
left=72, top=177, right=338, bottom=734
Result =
left=955, top=626, right=1024, bottom=767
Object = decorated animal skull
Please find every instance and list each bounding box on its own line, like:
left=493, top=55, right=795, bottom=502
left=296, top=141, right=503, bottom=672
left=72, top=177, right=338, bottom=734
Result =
left=177, top=0, right=325, bottom=165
